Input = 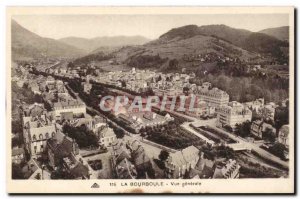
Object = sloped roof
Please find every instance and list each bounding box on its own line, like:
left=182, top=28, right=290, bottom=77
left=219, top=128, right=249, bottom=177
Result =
left=69, top=162, right=89, bottom=179
left=30, top=124, right=56, bottom=138
left=102, top=127, right=115, bottom=138
left=115, top=151, right=131, bottom=165
left=131, top=145, right=151, bottom=166
left=117, top=158, right=136, bottom=179
left=167, top=151, right=186, bottom=167
left=194, top=158, right=215, bottom=178
left=53, top=100, right=85, bottom=109
left=60, top=112, right=74, bottom=121
left=182, top=145, right=199, bottom=162
left=72, top=118, right=93, bottom=127
left=47, top=132, right=74, bottom=158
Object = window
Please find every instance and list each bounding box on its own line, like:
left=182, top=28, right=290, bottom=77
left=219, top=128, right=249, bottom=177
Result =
left=34, top=146, right=37, bottom=154
left=32, top=135, right=36, bottom=141
left=45, top=133, right=49, bottom=139
left=39, top=134, right=43, bottom=140
left=52, top=132, right=55, bottom=138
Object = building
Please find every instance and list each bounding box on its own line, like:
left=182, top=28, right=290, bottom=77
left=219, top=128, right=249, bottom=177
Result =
left=28, top=82, right=41, bottom=94
left=278, top=125, right=289, bottom=147
left=22, top=103, right=47, bottom=117
left=47, top=131, right=79, bottom=168
left=23, top=114, right=57, bottom=158
left=12, top=147, right=25, bottom=164
left=47, top=131, right=89, bottom=179
left=82, top=75, right=92, bottom=94
left=212, top=159, right=240, bottom=179
left=261, top=103, right=276, bottom=121
left=216, top=101, right=252, bottom=129
left=62, top=155, right=90, bottom=179
left=183, top=96, right=214, bottom=118
left=165, top=146, right=200, bottom=179
left=187, top=152, right=215, bottom=179
left=53, top=100, right=86, bottom=117
left=250, top=120, right=276, bottom=139
left=115, top=157, right=137, bottom=179
left=126, top=140, right=154, bottom=179
left=244, top=98, right=264, bottom=111
left=112, top=140, right=137, bottom=179
left=197, top=82, right=229, bottom=108
left=118, top=112, right=173, bottom=132
left=96, top=127, right=117, bottom=147
left=92, top=116, right=107, bottom=131
left=82, top=82, right=92, bottom=94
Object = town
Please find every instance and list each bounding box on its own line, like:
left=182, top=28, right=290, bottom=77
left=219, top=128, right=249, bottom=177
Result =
left=11, top=59, right=290, bottom=180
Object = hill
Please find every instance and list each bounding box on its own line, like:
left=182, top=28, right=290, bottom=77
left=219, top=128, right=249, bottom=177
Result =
left=71, top=24, right=289, bottom=72
left=11, top=20, right=85, bottom=61
left=160, top=24, right=288, bottom=58
left=160, top=24, right=252, bottom=46
left=59, top=36, right=150, bottom=53
left=73, top=31, right=258, bottom=71
left=259, top=26, right=289, bottom=41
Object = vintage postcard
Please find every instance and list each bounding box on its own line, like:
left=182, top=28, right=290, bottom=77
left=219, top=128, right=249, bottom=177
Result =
left=6, top=7, right=295, bottom=194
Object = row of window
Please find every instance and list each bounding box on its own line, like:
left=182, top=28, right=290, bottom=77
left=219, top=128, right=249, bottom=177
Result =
left=33, top=144, right=44, bottom=154
left=32, top=132, right=55, bottom=141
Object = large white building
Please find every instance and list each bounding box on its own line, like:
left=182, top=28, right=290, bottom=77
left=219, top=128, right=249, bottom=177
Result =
left=53, top=100, right=86, bottom=117
left=23, top=114, right=57, bottom=157
left=96, top=127, right=117, bottom=147
left=197, top=82, right=229, bottom=108
left=216, top=101, right=252, bottom=129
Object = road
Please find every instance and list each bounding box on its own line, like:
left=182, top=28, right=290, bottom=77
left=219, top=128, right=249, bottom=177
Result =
left=181, top=122, right=215, bottom=144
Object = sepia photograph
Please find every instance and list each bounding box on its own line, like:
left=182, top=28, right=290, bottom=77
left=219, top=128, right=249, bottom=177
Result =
left=6, top=6, right=295, bottom=194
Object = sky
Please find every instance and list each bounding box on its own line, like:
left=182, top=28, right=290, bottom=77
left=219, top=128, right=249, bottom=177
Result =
left=12, top=14, right=289, bottom=40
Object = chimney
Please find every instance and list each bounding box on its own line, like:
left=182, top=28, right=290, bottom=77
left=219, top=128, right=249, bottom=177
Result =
left=200, top=152, right=204, bottom=159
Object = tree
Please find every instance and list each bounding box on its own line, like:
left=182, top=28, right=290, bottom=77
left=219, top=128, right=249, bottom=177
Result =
left=262, top=127, right=276, bottom=143
left=62, top=124, right=98, bottom=148
left=67, top=62, right=75, bottom=68
left=235, top=121, right=251, bottom=137
left=115, top=128, right=125, bottom=139
left=158, top=150, right=170, bottom=162
left=12, top=137, right=21, bottom=148
left=269, top=143, right=287, bottom=159
left=214, top=145, right=235, bottom=159
left=35, top=173, right=41, bottom=180
left=11, top=120, right=22, bottom=135
left=12, top=163, right=24, bottom=179
left=224, top=125, right=233, bottom=132
left=274, top=106, right=289, bottom=130
left=168, top=59, right=179, bottom=70
left=183, top=87, right=189, bottom=95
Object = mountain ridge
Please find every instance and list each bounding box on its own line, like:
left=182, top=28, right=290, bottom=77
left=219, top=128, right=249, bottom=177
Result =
left=258, top=26, right=289, bottom=41
left=72, top=24, right=289, bottom=71
left=59, top=35, right=150, bottom=53
left=11, top=20, right=85, bottom=61
left=158, top=24, right=288, bottom=59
